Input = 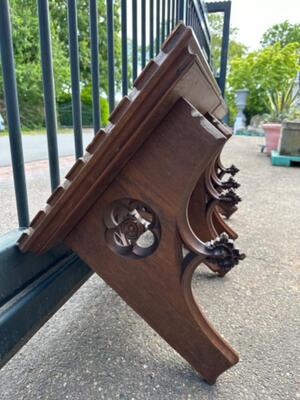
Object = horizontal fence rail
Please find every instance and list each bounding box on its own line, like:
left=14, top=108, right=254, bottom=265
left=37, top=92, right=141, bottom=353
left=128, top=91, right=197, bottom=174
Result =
left=0, top=0, right=213, bottom=232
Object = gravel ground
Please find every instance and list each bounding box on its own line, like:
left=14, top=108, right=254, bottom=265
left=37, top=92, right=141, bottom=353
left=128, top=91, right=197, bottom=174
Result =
left=0, top=136, right=299, bottom=399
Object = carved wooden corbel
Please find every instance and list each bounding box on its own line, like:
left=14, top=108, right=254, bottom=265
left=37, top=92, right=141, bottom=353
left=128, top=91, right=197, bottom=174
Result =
left=18, top=24, right=246, bottom=384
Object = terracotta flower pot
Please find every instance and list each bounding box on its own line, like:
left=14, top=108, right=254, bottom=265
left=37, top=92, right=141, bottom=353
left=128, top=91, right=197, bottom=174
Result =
left=262, top=123, right=282, bottom=154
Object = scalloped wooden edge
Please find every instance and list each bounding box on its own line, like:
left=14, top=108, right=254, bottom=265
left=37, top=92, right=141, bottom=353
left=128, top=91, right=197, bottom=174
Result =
left=18, top=23, right=227, bottom=254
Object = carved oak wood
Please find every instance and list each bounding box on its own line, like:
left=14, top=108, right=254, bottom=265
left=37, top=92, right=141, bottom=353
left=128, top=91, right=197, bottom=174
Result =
left=18, top=24, right=245, bottom=384
left=64, top=98, right=241, bottom=384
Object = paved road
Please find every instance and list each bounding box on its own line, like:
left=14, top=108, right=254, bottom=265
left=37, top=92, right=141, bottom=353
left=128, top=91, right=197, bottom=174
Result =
left=0, top=131, right=94, bottom=166
left=0, top=136, right=299, bottom=399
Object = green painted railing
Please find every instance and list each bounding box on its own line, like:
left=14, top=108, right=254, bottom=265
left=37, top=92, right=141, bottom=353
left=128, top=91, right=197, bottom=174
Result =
left=0, top=0, right=231, bottom=369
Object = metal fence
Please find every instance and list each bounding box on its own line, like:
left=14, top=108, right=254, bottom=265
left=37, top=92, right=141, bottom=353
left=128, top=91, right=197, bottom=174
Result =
left=0, top=0, right=232, bottom=370
left=0, top=0, right=215, bottom=234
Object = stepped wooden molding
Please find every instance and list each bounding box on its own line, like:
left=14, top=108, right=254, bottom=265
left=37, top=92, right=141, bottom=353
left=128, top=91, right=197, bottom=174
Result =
left=18, top=23, right=226, bottom=254
left=18, top=23, right=245, bottom=384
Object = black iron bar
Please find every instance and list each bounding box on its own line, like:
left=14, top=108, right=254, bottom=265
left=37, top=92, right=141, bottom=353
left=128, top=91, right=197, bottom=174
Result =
left=132, top=0, right=138, bottom=81
left=106, top=0, right=115, bottom=112
left=167, top=0, right=171, bottom=36
left=67, top=0, right=83, bottom=158
left=149, top=0, right=154, bottom=58
left=161, top=0, right=165, bottom=43
left=141, top=0, right=146, bottom=68
left=121, top=0, right=128, bottom=95
left=37, top=0, right=60, bottom=191
left=0, top=0, right=29, bottom=227
left=89, top=0, right=101, bottom=133
left=156, top=0, right=160, bottom=54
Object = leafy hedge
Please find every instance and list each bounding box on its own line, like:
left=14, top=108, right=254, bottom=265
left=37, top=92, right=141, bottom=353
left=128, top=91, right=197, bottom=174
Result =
left=57, top=86, right=109, bottom=127
left=0, top=0, right=120, bottom=129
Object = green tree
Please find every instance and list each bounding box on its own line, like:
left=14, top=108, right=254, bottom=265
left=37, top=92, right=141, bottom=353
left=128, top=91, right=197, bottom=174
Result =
left=208, top=13, right=248, bottom=76
left=260, top=20, right=300, bottom=48
left=49, top=0, right=122, bottom=96
left=227, top=42, right=299, bottom=122
left=0, top=0, right=70, bottom=127
left=0, top=0, right=121, bottom=128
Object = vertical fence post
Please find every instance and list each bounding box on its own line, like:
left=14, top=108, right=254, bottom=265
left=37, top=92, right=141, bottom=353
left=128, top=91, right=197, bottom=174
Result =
left=178, top=0, right=184, bottom=21
left=192, top=6, right=195, bottom=31
left=172, top=0, right=175, bottom=28
left=219, top=2, right=231, bottom=96
left=149, top=0, right=154, bottom=59
left=132, top=0, right=138, bottom=82
left=156, top=0, right=160, bottom=54
left=161, top=0, right=166, bottom=43
left=37, top=0, right=60, bottom=191
left=106, top=0, right=115, bottom=112
left=67, top=0, right=83, bottom=158
left=206, top=1, right=231, bottom=96
left=0, top=0, right=29, bottom=228
left=141, top=0, right=146, bottom=68
left=89, top=0, right=101, bottom=133
left=121, top=0, right=128, bottom=96
left=166, top=0, right=171, bottom=36
left=185, top=0, right=189, bottom=25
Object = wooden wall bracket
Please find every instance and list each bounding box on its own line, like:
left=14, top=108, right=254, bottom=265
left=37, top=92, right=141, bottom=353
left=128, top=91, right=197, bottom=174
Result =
left=63, top=99, right=243, bottom=384
left=17, top=24, right=245, bottom=384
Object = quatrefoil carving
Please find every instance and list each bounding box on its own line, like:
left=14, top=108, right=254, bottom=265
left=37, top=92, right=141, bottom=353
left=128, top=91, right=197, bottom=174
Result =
left=104, top=199, right=161, bottom=258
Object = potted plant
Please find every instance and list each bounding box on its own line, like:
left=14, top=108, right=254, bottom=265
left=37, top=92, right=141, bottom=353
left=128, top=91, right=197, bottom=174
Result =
left=278, top=106, right=300, bottom=156
left=262, top=81, right=298, bottom=154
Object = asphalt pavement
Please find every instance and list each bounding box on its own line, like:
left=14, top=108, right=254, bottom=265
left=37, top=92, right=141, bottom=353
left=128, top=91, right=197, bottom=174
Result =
left=0, top=136, right=299, bottom=399
left=0, top=130, right=94, bottom=166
